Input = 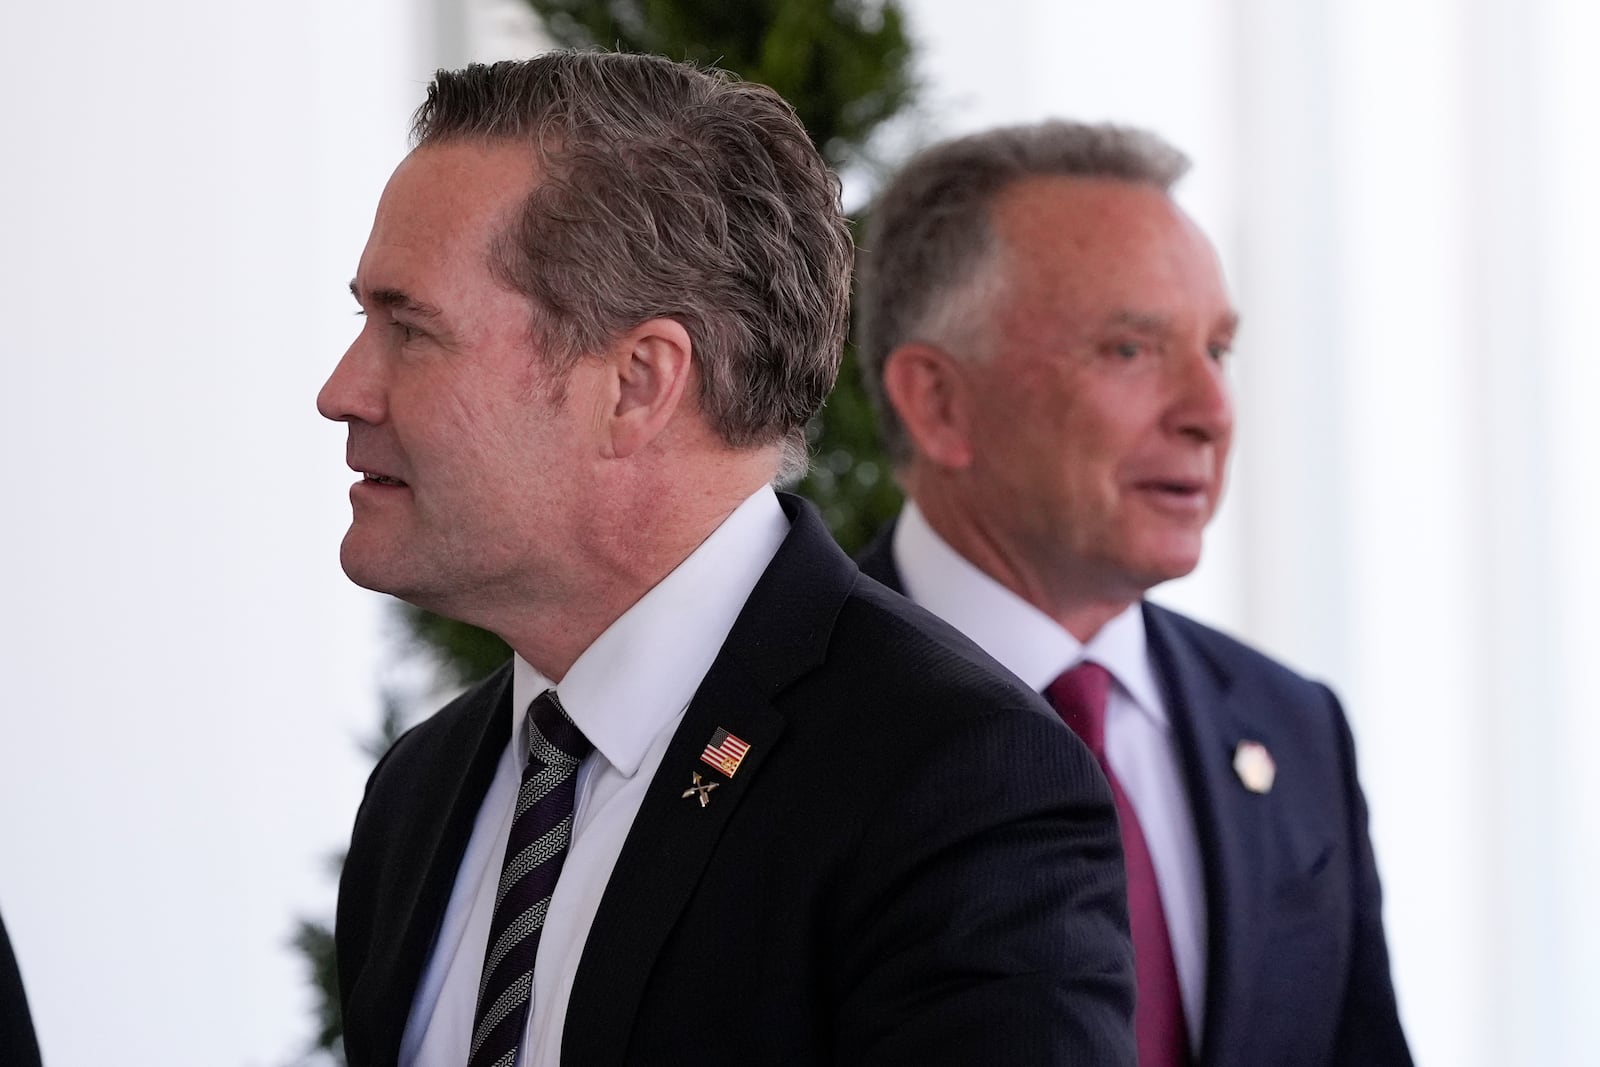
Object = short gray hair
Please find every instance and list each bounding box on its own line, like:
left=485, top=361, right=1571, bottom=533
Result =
left=412, top=52, right=853, bottom=477
left=858, top=120, right=1190, bottom=464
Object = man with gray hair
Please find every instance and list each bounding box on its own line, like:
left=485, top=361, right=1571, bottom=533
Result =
left=323, top=54, right=1135, bottom=1067
left=856, top=121, right=1413, bottom=1066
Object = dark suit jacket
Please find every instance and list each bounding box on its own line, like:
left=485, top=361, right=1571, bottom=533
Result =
left=858, top=523, right=1413, bottom=1067
left=0, top=908, right=42, bottom=1067
left=337, top=496, right=1136, bottom=1066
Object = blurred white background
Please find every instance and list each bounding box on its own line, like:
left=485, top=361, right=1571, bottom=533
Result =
left=1, top=0, right=1594, bottom=1063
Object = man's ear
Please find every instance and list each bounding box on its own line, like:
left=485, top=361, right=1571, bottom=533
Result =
left=604, top=317, right=694, bottom=459
left=881, top=342, right=974, bottom=469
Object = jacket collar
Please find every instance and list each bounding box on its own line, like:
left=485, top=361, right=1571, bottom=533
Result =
left=560, top=494, right=859, bottom=1065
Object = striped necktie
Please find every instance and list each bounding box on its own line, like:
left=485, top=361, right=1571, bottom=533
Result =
left=467, top=689, right=593, bottom=1067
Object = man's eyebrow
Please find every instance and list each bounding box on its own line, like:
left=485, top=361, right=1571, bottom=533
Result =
left=348, top=279, right=444, bottom=319
left=1105, top=310, right=1172, bottom=333
left=1217, top=310, right=1242, bottom=337
left=1105, top=308, right=1242, bottom=336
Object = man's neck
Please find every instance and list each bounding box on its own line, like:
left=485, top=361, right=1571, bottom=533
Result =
left=502, top=456, right=779, bottom=680
left=906, top=490, right=1140, bottom=645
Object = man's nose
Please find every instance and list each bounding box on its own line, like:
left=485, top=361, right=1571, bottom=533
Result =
left=317, top=334, right=385, bottom=425
left=1166, top=345, right=1233, bottom=444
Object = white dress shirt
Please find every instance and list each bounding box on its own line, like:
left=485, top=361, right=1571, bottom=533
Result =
left=399, top=486, right=790, bottom=1067
left=892, top=502, right=1209, bottom=1049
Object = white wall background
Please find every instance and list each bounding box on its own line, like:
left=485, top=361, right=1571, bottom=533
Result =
left=0, top=0, right=1592, bottom=1063
left=0, top=1, right=439, bottom=1062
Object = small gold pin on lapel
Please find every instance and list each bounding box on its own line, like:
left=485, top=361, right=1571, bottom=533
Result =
left=1232, top=740, right=1276, bottom=794
left=682, top=771, right=720, bottom=808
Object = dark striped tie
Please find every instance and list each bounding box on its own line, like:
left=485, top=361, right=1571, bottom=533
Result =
left=467, top=689, right=593, bottom=1067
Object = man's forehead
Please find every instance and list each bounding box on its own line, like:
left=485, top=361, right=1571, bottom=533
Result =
left=1002, top=178, right=1226, bottom=276
left=354, top=143, right=535, bottom=297
left=994, top=174, right=1192, bottom=246
left=982, top=182, right=1237, bottom=346
left=370, top=142, right=536, bottom=241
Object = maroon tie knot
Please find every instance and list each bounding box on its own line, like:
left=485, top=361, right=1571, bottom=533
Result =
left=1045, top=660, right=1113, bottom=761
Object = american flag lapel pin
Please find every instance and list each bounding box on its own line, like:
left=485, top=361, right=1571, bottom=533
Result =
left=700, top=727, right=751, bottom=778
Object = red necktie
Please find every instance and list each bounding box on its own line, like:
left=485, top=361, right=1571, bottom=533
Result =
left=1047, top=662, right=1190, bottom=1067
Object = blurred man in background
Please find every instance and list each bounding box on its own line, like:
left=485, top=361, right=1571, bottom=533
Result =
left=855, top=120, right=1412, bottom=1067
left=321, top=53, right=1135, bottom=1067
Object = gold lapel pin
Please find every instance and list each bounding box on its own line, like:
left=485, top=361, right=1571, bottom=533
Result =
left=682, top=771, right=719, bottom=808
left=1232, top=740, right=1276, bottom=794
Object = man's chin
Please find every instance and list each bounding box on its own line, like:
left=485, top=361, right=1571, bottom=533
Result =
left=338, top=535, right=410, bottom=598
left=1134, top=549, right=1204, bottom=590
left=1110, top=531, right=1206, bottom=592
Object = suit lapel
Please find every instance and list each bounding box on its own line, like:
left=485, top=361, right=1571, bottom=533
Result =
left=1144, top=606, right=1267, bottom=1067
left=356, top=667, right=513, bottom=1060
left=561, top=496, right=851, bottom=1066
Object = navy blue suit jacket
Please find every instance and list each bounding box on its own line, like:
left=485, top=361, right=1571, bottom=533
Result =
left=858, top=523, right=1412, bottom=1067
left=337, top=496, right=1136, bottom=1066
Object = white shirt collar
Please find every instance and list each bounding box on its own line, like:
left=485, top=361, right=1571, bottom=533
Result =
left=512, top=486, right=790, bottom=776
left=892, top=501, right=1168, bottom=726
